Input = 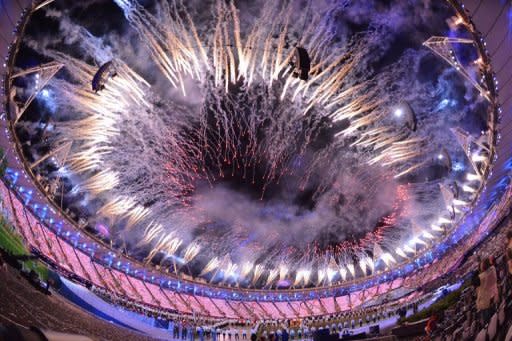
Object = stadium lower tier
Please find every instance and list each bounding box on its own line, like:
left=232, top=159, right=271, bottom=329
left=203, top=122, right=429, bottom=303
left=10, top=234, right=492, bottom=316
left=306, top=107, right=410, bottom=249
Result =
left=0, top=179, right=434, bottom=320
left=2, top=201, right=512, bottom=341
left=1, top=145, right=512, bottom=339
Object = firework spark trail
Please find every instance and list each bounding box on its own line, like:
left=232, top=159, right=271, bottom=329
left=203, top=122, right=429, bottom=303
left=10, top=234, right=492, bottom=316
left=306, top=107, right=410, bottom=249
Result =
left=114, top=0, right=207, bottom=93
left=73, top=168, right=119, bottom=195
left=144, top=230, right=182, bottom=264
left=118, top=1, right=371, bottom=119
left=48, top=50, right=209, bottom=229
left=42, top=55, right=163, bottom=229
left=21, top=0, right=462, bottom=287
left=51, top=61, right=151, bottom=163
left=138, top=221, right=164, bottom=247
left=200, top=257, right=220, bottom=276
left=112, top=0, right=426, bottom=189
left=183, top=242, right=201, bottom=263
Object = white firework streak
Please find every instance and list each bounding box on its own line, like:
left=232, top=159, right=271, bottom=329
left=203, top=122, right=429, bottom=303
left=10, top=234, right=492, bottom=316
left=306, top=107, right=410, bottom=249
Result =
left=34, top=0, right=436, bottom=285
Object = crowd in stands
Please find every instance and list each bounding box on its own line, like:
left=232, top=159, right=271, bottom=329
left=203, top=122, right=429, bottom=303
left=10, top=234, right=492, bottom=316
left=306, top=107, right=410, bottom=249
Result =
left=0, top=250, right=160, bottom=340
left=419, top=227, right=512, bottom=341
left=2, top=178, right=436, bottom=322
left=92, top=285, right=184, bottom=321
left=4, top=218, right=512, bottom=341
left=89, top=277, right=430, bottom=341
left=2, top=177, right=512, bottom=340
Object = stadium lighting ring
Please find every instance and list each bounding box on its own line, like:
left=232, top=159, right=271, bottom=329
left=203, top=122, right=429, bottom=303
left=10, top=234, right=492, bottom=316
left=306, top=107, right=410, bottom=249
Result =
left=1, top=0, right=503, bottom=300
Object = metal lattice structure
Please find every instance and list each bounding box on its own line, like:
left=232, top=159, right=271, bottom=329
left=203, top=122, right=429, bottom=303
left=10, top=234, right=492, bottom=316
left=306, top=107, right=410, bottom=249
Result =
left=450, top=127, right=490, bottom=176
left=10, top=61, right=64, bottom=124
left=423, top=36, right=491, bottom=101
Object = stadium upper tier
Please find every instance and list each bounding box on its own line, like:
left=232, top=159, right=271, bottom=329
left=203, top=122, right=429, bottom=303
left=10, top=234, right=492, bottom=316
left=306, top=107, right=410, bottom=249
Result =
left=1, top=0, right=512, bottom=318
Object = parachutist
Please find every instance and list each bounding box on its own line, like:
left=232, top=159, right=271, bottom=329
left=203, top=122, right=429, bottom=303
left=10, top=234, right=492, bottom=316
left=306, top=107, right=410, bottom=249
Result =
left=92, top=60, right=117, bottom=93
left=289, top=47, right=311, bottom=81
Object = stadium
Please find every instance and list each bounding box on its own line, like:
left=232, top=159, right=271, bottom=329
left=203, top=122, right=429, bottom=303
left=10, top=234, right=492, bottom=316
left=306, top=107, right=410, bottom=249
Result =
left=0, top=0, right=511, bottom=340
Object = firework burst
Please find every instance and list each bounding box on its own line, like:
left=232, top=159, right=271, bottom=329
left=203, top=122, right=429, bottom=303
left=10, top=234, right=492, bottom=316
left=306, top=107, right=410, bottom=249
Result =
left=11, top=0, right=491, bottom=288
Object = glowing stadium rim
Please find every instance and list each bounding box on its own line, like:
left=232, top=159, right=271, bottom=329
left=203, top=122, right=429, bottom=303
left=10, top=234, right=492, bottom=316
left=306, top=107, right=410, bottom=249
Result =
left=0, top=0, right=504, bottom=297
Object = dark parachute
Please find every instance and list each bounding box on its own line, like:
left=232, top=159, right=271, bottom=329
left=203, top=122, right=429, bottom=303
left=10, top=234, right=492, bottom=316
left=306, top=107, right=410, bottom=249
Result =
left=437, top=148, right=452, bottom=170
left=289, top=47, right=311, bottom=81
left=402, top=102, right=417, bottom=131
left=92, top=61, right=117, bottom=93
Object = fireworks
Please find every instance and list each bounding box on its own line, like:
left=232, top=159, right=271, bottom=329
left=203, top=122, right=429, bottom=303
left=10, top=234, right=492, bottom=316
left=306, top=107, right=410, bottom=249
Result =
left=74, top=169, right=119, bottom=195
left=201, top=257, right=220, bottom=276
left=183, top=242, right=201, bottom=263
left=12, top=0, right=492, bottom=288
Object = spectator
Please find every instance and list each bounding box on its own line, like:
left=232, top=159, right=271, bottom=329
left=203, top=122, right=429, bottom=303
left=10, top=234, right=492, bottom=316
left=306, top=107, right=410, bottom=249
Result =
left=507, top=231, right=512, bottom=250
left=0, top=254, right=6, bottom=272
left=476, top=258, right=498, bottom=324
left=471, top=268, right=481, bottom=288
left=425, top=313, right=438, bottom=336
left=198, top=326, right=204, bottom=341
left=281, top=328, right=289, bottom=341
left=507, top=248, right=512, bottom=276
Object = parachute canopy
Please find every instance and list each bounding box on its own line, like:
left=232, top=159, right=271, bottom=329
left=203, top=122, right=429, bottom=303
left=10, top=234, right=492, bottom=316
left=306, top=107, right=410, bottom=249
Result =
left=402, top=102, right=417, bottom=131
left=437, top=148, right=452, bottom=170
left=290, top=47, right=311, bottom=81
left=92, top=61, right=117, bottom=92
